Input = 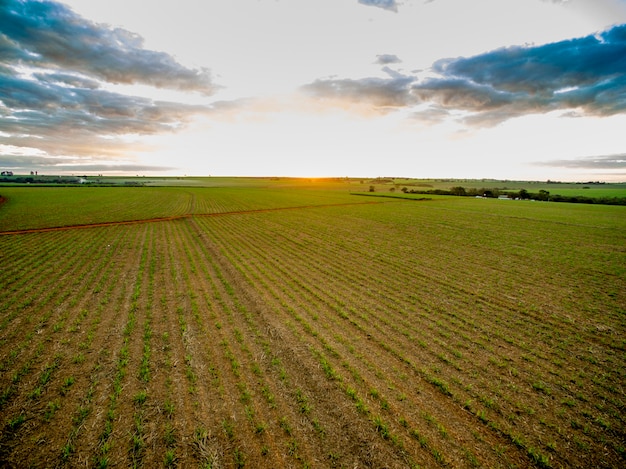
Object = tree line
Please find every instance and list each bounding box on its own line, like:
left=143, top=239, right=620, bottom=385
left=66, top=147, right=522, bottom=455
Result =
left=397, top=186, right=626, bottom=206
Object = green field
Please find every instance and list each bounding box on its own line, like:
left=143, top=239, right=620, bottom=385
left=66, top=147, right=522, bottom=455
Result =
left=0, top=179, right=356, bottom=231
left=0, top=180, right=624, bottom=468
left=389, top=179, right=626, bottom=196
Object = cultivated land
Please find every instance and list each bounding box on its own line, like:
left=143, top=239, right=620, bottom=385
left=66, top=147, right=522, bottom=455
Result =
left=0, top=179, right=624, bottom=468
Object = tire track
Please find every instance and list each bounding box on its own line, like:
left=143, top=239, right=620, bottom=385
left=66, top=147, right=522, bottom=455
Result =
left=0, top=201, right=384, bottom=235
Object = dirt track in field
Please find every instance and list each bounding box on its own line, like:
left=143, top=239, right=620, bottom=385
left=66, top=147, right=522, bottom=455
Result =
left=0, top=201, right=384, bottom=235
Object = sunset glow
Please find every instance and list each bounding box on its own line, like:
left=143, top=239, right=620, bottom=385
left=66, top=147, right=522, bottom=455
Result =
left=2, top=0, right=626, bottom=180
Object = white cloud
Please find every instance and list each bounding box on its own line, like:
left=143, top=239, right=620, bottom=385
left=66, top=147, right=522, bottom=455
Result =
left=5, top=0, right=626, bottom=180
left=358, top=0, right=399, bottom=12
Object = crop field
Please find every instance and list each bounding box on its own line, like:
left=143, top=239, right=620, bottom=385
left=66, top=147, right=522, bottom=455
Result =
left=0, top=182, right=624, bottom=468
left=0, top=182, right=359, bottom=231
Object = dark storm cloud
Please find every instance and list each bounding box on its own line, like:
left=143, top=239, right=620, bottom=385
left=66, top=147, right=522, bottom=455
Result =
left=303, top=24, right=626, bottom=126
left=0, top=0, right=217, bottom=168
left=358, top=0, right=398, bottom=12
left=0, top=0, right=215, bottom=94
left=536, top=154, right=626, bottom=169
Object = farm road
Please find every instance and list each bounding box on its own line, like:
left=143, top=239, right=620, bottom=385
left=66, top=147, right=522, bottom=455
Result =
left=0, top=200, right=384, bottom=235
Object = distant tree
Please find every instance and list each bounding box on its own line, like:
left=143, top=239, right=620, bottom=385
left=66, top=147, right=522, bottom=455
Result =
left=369, top=185, right=375, bottom=192
left=537, top=189, right=550, bottom=201
left=450, top=186, right=467, bottom=196
left=401, top=187, right=408, bottom=193
left=518, top=189, right=530, bottom=199
left=389, top=187, right=396, bottom=192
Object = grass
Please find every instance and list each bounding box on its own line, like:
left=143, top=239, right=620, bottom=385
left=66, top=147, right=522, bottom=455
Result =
left=163, top=449, right=177, bottom=467
left=133, top=390, right=148, bottom=406
left=44, top=400, right=60, bottom=421
left=6, top=413, right=26, bottom=431
left=0, top=181, right=624, bottom=468
left=295, top=388, right=311, bottom=414
left=0, top=180, right=359, bottom=231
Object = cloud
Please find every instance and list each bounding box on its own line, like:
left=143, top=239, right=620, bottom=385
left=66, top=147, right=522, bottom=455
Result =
left=0, top=71, right=211, bottom=156
left=0, top=0, right=218, bottom=170
left=536, top=153, right=626, bottom=169
left=0, top=0, right=215, bottom=94
left=412, top=78, right=514, bottom=111
left=411, top=23, right=626, bottom=125
left=375, top=54, right=402, bottom=65
left=358, top=0, right=398, bottom=13
left=0, top=153, right=177, bottom=174
left=301, top=73, right=415, bottom=109
left=302, top=23, right=626, bottom=126
left=33, top=72, right=101, bottom=90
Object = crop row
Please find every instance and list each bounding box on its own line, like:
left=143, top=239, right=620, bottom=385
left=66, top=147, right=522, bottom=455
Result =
left=172, top=216, right=397, bottom=467
left=0, top=225, right=146, bottom=466
left=190, top=201, right=625, bottom=468
left=196, top=211, right=526, bottom=466
left=0, top=186, right=359, bottom=232
left=0, top=194, right=623, bottom=468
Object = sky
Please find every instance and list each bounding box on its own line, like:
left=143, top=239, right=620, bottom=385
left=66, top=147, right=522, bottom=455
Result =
left=2, top=0, right=626, bottom=181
